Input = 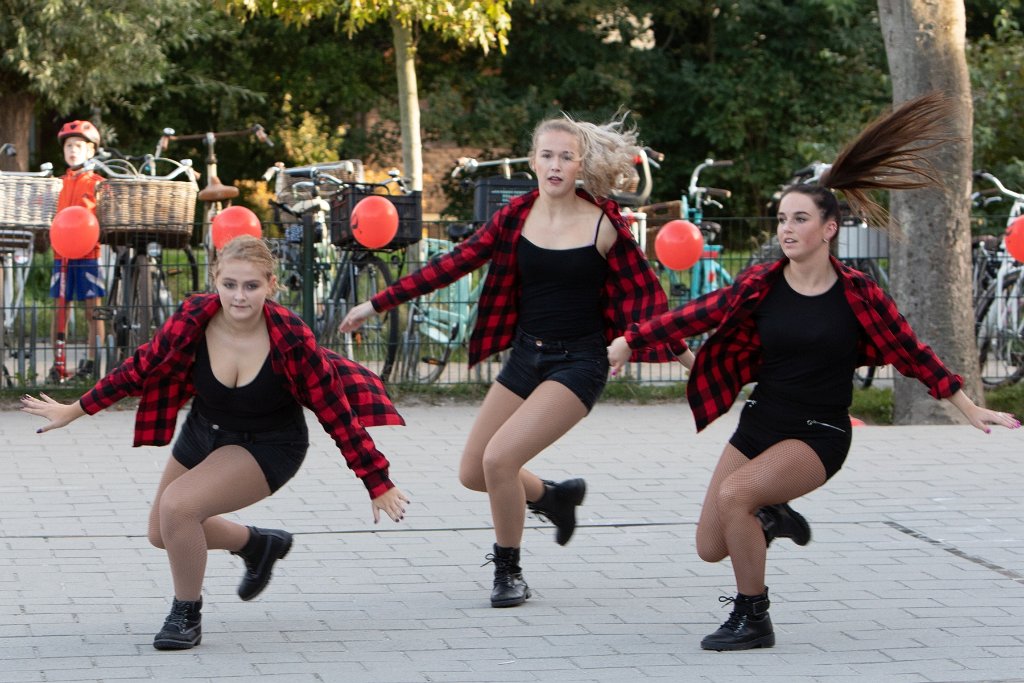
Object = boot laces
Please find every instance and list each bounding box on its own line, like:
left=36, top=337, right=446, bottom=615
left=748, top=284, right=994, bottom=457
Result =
left=716, top=596, right=748, bottom=632
left=164, top=601, right=192, bottom=629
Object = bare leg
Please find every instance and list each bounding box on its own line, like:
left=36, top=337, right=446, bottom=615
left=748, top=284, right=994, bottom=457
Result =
left=479, top=381, right=588, bottom=548
left=696, top=441, right=826, bottom=595
left=150, top=447, right=271, bottom=600
left=459, top=382, right=546, bottom=503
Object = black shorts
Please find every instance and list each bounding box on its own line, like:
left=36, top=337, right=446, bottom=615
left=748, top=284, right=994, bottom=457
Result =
left=172, top=410, right=309, bottom=493
left=496, top=329, right=609, bottom=412
left=728, top=399, right=851, bottom=481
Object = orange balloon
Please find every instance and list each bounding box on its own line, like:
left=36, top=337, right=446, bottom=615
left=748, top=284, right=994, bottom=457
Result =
left=211, top=206, right=262, bottom=250
left=1006, top=215, right=1024, bottom=263
left=655, top=219, right=704, bottom=270
left=51, top=206, right=100, bottom=259
left=351, top=195, right=399, bottom=249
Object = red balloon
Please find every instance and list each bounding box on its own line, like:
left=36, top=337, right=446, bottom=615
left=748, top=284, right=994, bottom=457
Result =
left=850, top=416, right=866, bottom=427
left=1006, top=215, right=1024, bottom=263
left=211, top=206, right=262, bottom=250
left=351, top=195, right=399, bottom=249
left=50, top=206, right=100, bottom=259
left=655, top=219, right=704, bottom=270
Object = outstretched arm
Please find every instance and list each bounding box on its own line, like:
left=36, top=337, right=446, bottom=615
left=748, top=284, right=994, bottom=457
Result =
left=21, top=393, right=87, bottom=433
left=946, top=390, right=1020, bottom=433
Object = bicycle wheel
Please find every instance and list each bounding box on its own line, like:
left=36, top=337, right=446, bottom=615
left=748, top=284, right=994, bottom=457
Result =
left=399, top=296, right=457, bottom=384
left=336, top=253, right=398, bottom=381
left=976, top=271, right=1024, bottom=387
left=127, top=252, right=155, bottom=353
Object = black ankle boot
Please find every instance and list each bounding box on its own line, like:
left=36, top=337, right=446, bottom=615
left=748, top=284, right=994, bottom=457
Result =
left=757, top=503, right=811, bottom=547
left=231, top=526, right=293, bottom=601
left=527, top=478, right=586, bottom=545
left=153, top=597, right=202, bottom=650
left=484, top=544, right=531, bottom=608
left=700, top=589, right=775, bottom=651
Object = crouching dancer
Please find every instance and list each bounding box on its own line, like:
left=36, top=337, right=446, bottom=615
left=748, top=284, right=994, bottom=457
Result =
left=22, top=235, right=410, bottom=650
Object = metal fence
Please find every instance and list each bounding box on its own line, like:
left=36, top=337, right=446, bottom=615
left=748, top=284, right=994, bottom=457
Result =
left=1, top=216, right=1015, bottom=390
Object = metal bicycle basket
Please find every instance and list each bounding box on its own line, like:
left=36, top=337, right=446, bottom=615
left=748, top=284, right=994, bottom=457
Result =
left=96, top=176, right=198, bottom=249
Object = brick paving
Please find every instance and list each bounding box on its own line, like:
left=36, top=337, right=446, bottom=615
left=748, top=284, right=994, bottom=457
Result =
left=1, top=400, right=1022, bottom=682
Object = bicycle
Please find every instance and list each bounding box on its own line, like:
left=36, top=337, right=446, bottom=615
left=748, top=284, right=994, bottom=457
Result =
left=268, top=164, right=420, bottom=381
left=85, top=155, right=199, bottom=364
left=971, top=170, right=1024, bottom=387
left=155, top=124, right=273, bottom=289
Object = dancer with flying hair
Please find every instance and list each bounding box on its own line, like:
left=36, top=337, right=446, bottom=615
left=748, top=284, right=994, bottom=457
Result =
left=342, top=113, right=691, bottom=607
left=608, top=92, right=1020, bottom=650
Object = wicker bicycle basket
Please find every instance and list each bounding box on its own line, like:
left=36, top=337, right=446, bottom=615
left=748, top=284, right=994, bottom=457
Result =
left=96, top=176, right=198, bottom=249
left=0, top=175, right=63, bottom=251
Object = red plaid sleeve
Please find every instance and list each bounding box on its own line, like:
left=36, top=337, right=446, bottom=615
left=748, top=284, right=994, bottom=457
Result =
left=281, top=320, right=395, bottom=499
left=324, top=349, right=405, bottom=427
left=848, top=273, right=962, bottom=398
left=371, top=220, right=498, bottom=312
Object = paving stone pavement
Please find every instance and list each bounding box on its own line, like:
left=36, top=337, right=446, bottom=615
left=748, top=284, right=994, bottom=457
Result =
left=1, top=399, right=1022, bottom=683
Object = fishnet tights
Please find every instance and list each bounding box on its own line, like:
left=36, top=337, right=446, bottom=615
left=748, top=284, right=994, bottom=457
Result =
left=696, top=440, right=827, bottom=595
left=147, top=446, right=271, bottom=600
left=460, top=381, right=588, bottom=547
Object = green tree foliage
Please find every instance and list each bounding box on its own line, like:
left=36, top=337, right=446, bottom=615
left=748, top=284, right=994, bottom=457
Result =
left=969, top=6, right=1024, bottom=190
left=0, top=0, right=219, bottom=168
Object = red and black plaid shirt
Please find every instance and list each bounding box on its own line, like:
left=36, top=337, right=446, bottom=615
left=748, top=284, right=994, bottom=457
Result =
left=371, top=188, right=684, bottom=365
left=79, top=294, right=403, bottom=498
left=625, top=256, right=963, bottom=431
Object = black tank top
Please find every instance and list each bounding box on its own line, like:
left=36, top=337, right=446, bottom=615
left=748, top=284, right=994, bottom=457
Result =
left=752, top=275, right=860, bottom=412
left=192, top=336, right=302, bottom=431
left=516, top=213, right=609, bottom=339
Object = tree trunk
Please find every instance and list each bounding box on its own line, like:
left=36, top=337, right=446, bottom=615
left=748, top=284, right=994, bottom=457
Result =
left=0, top=87, right=34, bottom=172
left=391, top=19, right=423, bottom=192
left=878, top=0, right=981, bottom=423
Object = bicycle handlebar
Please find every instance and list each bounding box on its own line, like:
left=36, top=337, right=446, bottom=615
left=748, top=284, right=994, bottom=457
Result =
left=156, top=124, right=274, bottom=157
left=0, top=161, right=54, bottom=178
left=84, top=156, right=197, bottom=183
left=974, top=170, right=1024, bottom=203
left=451, top=156, right=531, bottom=179
left=1, top=143, right=15, bottom=157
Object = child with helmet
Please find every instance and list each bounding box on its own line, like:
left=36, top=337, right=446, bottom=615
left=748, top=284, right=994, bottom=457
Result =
left=50, top=120, right=105, bottom=379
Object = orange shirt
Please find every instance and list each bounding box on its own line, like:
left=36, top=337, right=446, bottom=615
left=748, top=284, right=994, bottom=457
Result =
left=55, top=168, right=103, bottom=259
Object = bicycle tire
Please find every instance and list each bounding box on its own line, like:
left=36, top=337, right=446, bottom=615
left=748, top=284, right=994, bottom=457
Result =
left=128, top=252, right=155, bottom=353
left=334, top=253, right=399, bottom=382
left=399, top=297, right=456, bottom=384
left=975, top=271, right=1024, bottom=387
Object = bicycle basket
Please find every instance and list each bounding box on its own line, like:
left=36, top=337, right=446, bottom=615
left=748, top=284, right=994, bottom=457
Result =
left=96, top=176, right=198, bottom=249
left=330, top=187, right=422, bottom=250
left=0, top=175, right=63, bottom=251
left=276, top=160, right=364, bottom=224
left=472, top=176, right=536, bottom=223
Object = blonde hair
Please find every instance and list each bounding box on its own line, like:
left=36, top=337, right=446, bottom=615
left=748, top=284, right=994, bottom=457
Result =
left=213, top=235, right=279, bottom=291
left=530, top=112, right=639, bottom=199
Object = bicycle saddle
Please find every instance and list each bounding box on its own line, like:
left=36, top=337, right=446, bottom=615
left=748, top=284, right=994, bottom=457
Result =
left=700, top=221, right=722, bottom=240
left=198, top=176, right=240, bottom=202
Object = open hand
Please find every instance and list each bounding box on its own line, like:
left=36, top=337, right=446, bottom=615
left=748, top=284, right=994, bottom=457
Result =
left=20, top=393, right=86, bottom=433
left=339, top=301, right=376, bottom=334
left=371, top=486, right=410, bottom=523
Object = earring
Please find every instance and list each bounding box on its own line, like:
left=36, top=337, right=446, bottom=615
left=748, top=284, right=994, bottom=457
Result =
left=822, top=237, right=829, bottom=243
